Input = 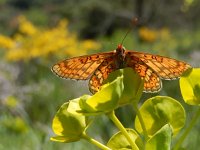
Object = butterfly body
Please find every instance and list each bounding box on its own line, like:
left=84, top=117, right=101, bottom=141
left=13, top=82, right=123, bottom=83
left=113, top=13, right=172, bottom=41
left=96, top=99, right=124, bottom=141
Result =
left=114, top=44, right=126, bottom=69
left=52, top=44, right=191, bottom=94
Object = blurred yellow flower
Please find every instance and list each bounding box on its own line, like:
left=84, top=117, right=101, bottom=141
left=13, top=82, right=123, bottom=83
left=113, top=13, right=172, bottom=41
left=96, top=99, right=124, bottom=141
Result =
left=2, top=116, right=28, bottom=134
left=160, top=27, right=171, bottom=40
left=139, top=27, right=171, bottom=43
left=82, top=40, right=101, bottom=50
left=0, top=16, right=101, bottom=62
left=4, top=96, right=19, bottom=108
left=139, top=27, right=157, bottom=42
left=6, top=48, right=29, bottom=61
left=0, top=35, right=14, bottom=49
left=18, top=16, right=37, bottom=35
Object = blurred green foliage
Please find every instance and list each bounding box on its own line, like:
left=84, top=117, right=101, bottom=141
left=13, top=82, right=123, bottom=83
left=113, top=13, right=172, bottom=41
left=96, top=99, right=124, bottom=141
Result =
left=0, top=0, right=200, bottom=150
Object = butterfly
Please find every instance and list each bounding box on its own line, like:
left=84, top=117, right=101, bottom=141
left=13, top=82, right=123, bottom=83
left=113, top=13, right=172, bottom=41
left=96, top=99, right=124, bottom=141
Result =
left=52, top=44, right=191, bottom=94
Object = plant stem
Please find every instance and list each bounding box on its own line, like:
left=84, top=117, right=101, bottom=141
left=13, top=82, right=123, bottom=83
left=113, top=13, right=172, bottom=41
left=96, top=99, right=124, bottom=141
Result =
left=173, top=107, right=200, bottom=150
left=132, top=102, right=148, bottom=141
left=82, top=132, right=111, bottom=150
left=107, top=111, right=139, bottom=150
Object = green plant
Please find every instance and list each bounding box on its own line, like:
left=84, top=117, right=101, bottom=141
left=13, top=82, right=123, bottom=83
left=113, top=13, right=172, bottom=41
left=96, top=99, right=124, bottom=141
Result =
left=50, top=67, right=200, bottom=149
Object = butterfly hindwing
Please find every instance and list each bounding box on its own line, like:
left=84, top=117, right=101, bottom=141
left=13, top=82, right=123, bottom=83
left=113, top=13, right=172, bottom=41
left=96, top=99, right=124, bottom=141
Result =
left=89, top=57, right=116, bottom=93
left=126, top=54, right=162, bottom=92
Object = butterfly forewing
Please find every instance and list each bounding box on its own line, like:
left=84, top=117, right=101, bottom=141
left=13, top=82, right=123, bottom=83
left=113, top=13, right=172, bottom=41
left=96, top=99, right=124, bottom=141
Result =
left=127, top=51, right=191, bottom=80
left=52, top=52, right=114, bottom=80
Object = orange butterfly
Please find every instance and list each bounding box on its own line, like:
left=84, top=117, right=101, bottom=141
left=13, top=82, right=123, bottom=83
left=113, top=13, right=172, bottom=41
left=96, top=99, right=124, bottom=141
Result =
left=52, top=44, right=191, bottom=94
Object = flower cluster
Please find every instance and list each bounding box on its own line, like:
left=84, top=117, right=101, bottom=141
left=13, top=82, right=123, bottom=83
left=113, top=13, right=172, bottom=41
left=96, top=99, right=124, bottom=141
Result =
left=0, top=16, right=101, bottom=62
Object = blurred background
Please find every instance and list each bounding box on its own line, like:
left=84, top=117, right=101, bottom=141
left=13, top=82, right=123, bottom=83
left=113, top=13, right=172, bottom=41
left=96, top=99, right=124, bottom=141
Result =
left=0, top=0, right=200, bottom=150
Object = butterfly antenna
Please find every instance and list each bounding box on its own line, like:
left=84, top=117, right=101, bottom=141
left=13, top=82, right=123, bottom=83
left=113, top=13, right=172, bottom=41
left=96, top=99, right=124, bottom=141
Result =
left=120, top=28, right=131, bottom=45
left=120, top=17, right=139, bottom=45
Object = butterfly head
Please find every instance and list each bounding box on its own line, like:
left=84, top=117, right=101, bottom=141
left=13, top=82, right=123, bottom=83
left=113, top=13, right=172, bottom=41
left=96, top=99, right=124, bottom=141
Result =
left=116, top=44, right=126, bottom=56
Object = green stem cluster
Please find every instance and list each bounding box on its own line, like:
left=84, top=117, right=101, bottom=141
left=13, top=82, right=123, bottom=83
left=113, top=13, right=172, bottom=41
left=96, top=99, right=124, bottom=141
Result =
left=107, top=111, right=139, bottom=150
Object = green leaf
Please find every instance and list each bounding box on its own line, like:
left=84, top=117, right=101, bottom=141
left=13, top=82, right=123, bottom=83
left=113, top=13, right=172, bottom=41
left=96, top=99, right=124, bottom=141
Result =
left=107, top=128, right=143, bottom=150
left=146, top=124, right=172, bottom=150
left=51, top=135, right=80, bottom=143
left=135, top=96, right=185, bottom=136
left=79, top=75, right=123, bottom=114
left=180, top=68, right=200, bottom=105
left=107, top=68, right=143, bottom=105
left=80, top=68, right=143, bottom=114
left=51, top=98, right=88, bottom=143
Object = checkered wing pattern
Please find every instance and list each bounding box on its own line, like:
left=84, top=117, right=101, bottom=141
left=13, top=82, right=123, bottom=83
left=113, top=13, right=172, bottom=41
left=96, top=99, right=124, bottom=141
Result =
left=126, top=51, right=191, bottom=92
left=52, top=52, right=114, bottom=80
left=52, top=47, right=191, bottom=94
